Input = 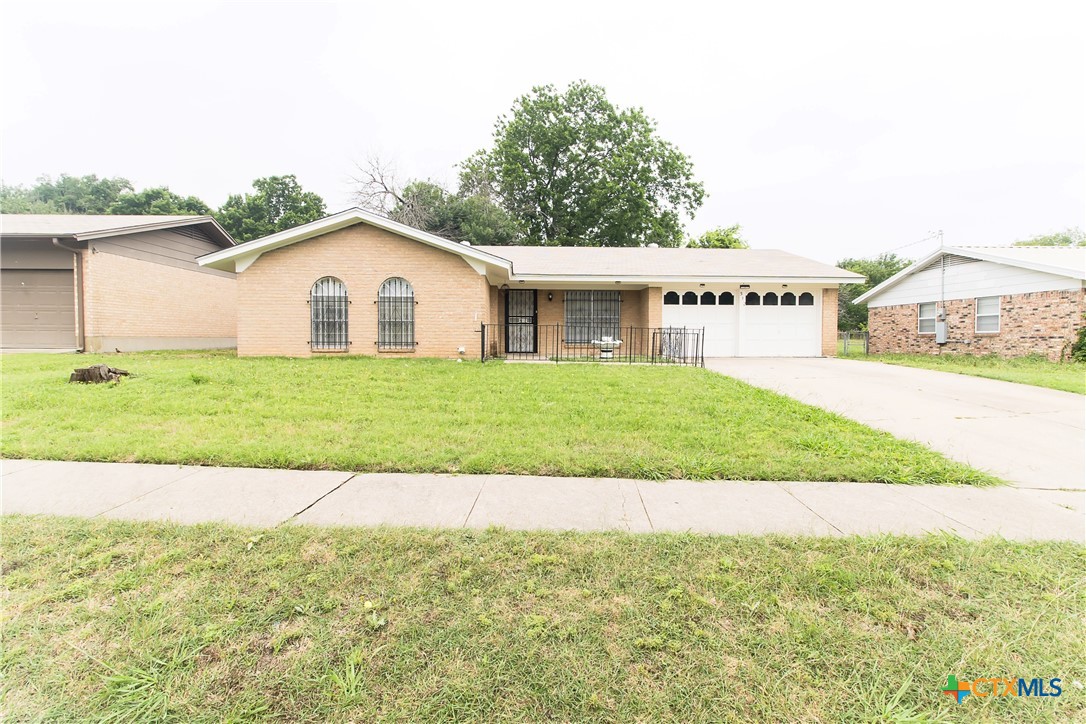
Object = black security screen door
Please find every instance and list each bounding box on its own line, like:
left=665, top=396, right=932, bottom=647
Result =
left=506, top=289, right=537, bottom=353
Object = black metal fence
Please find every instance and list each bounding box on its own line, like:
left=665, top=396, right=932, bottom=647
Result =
left=481, top=324, right=704, bottom=367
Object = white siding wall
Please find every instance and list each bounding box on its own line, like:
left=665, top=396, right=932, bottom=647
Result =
left=868, top=259, right=1081, bottom=308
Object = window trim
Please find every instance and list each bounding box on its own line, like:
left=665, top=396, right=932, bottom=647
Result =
left=917, top=302, right=937, bottom=335
left=975, top=296, right=1000, bottom=334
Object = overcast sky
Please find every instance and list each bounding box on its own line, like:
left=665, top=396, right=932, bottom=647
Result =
left=2, top=0, right=1083, bottom=263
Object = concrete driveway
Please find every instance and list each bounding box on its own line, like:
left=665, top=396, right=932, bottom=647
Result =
left=706, top=358, right=1085, bottom=490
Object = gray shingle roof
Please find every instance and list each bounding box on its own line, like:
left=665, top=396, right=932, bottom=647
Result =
left=475, top=245, right=862, bottom=280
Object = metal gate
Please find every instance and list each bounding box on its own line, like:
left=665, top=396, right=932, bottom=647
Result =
left=506, top=289, right=537, bottom=353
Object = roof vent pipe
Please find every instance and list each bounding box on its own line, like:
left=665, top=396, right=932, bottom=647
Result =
left=646, top=243, right=659, bottom=248
left=460, top=241, right=471, bottom=246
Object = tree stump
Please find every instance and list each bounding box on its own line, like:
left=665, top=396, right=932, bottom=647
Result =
left=69, top=364, right=130, bottom=384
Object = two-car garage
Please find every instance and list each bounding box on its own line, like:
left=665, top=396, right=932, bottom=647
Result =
left=662, top=287, right=823, bottom=357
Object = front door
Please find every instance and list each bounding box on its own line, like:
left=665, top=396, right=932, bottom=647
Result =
left=506, top=289, right=537, bottom=353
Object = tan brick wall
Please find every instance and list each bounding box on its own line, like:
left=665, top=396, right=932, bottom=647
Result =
left=821, top=287, right=838, bottom=356
left=237, top=222, right=490, bottom=357
left=869, top=289, right=1086, bottom=361
left=82, top=251, right=237, bottom=352
left=643, top=287, right=663, bottom=328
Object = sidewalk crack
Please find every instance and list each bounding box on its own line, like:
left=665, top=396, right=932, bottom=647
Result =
left=93, top=467, right=203, bottom=519
left=462, top=477, right=487, bottom=528
left=776, top=483, right=845, bottom=535
left=635, top=481, right=655, bottom=532
left=282, top=473, right=357, bottom=525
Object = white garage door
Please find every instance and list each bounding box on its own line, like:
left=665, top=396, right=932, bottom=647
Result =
left=662, top=289, right=821, bottom=357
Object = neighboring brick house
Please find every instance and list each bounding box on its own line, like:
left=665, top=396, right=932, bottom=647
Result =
left=198, top=208, right=861, bottom=359
left=857, top=246, right=1086, bottom=361
left=1, top=214, right=237, bottom=352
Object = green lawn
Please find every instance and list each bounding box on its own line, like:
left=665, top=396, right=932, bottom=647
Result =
left=0, top=351, right=995, bottom=485
left=861, top=353, right=1086, bottom=395
left=3, top=516, right=1082, bottom=722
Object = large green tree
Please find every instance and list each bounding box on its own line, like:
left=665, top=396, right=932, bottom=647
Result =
left=108, top=187, right=211, bottom=215
left=1013, top=227, right=1084, bottom=247
left=688, top=224, right=749, bottom=249
left=392, top=181, right=521, bottom=245
left=353, top=158, right=521, bottom=245
left=0, top=175, right=211, bottom=216
left=217, top=175, right=326, bottom=242
left=462, top=81, right=704, bottom=247
left=1, top=174, right=133, bottom=214
left=836, top=253, right=912, bottom=331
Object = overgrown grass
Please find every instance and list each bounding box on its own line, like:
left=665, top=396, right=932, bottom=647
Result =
left=862, top=353, right=1086, bottom=395
left=0, top=350, right=997, bottom=485
left=2, top=515, right=1082, bottom=722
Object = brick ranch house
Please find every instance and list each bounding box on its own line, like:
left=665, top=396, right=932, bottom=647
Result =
left=0, top=214, right=237, bottom=352
left=856, top=246, right=1086, bottom=360
left=198, top=208, right=862, bottom=359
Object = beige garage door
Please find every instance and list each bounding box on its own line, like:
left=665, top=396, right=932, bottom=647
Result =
left=1, top=270, right=76, bottom=348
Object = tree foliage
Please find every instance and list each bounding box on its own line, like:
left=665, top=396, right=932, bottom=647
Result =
left=836, top=253, right=912, bottom=331
left=352, top=158, right=521, bottom=246
left=1, top=173, right=328, bottom=243
left=1013, top=227, right=1085, bottom=247
left=462, top=81, right=704, bottom=247
left=108, top=187, right=211, bottom=215
left=216, top=175, right=326, bottom=242
left=688, top=225, right=749, bottom=249
left=0, top=174, right=208, bottom=216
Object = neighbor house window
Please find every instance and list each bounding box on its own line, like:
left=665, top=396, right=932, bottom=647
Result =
left=565, top=290, right=620, bottom=343
left=378, top=277, right=415, bottom=349
left=781, top=292, right=796, bottom=306
left=798, top=292, right=814, bottom=306
left=700, top=291, right=716, bottom=305
left=682, top=291, right=698, bottom=305
left=745, top=292, right=760, bottom=305
left=664, top=291, right=680, bottom=305
left=310, top=277, right=348, bottom=351
left=763, top=292, right=779, bottom=306
left=719, top=292, right=735, bottom=305
left=976, top=296, right=1000, bottom=333
left=918, top=302, right=937, bottom=334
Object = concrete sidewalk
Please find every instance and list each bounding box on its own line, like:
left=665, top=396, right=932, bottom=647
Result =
left=3, top=459, right=1083, bottom=541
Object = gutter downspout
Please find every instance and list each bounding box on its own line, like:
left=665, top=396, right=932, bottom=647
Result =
left=52, top=237, right=85, bottom=352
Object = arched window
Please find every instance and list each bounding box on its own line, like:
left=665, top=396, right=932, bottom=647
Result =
left=798, top=292, right=815, bottom=306
left=664, top=291, right=680, bottom=305
left=310, top=277, right=348, bottom=351
left=763, top=292, right=779, bottom=306
left=682, top=291, right=698, bottom=305
left=745, top=292, right=761, bottom=306
left=781, top=292, right=796, bottom=306
left=378, top=277, right=415, bottom=349
left=719, top=291, right=735, bottom=306
left=700, top=291, right=716, bottom=305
